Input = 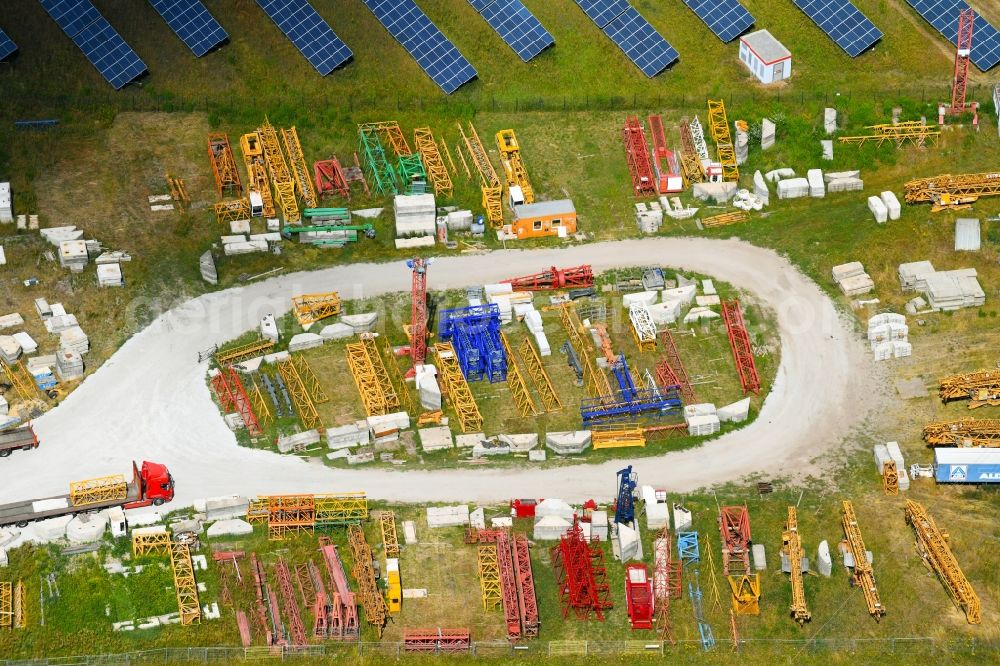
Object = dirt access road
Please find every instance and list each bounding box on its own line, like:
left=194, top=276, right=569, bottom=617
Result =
left=1, top=238, right=878, bottom=509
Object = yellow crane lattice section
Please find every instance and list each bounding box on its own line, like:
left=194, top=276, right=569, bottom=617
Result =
left=904, top=500, right=981, bottom=624
left=679, top=117, right=705, bottom=186
left=702, top=211, right=749, bottom=228
left=495, top=129, right=534, bottom=204
left=290, top=354, right=329, bottom=404
left=239, top=132, right=276, bottom=218
left=267, top=494, right=316, bottom=541
left=905, top=171, right=1000, bottom=208
left=434, top=342, right=483, bottom=433
left=249, top=378, right=273, bottom=428
left=259, top=118, right=300, bottom=224
left=458, top=122, right=503, bottom=228
left=207, top=133, right=242, bottom=198
left=0, top=582, right=11, bottom=629
left=414, top=127, right=453, bottom=196
left=500, top=332, right=539, bottom=417
left=364, top=121, right=412, bottom=156
left=381, top=337, right=414, bottom=415
left=346, top=340, right=388, bottom=417
left=69, top=474, right=127, bottom=507
left=277, top=357, right=322, bottom=430
left=782, top=507, right=811, bottom=624
left=348, top=524, right=388, bottom=636
left=727, top=574, right=760, bottom=616
left=315, top=492, right=368, bottom=526
left=362, top=334, right=399, bottom=412
left=923, top=418, right=1000, bottom=447
left=247, top=498, right=268, bottom=524
left=213, top=198, right=250, bottom=225
left=13, top=581, right=24, bottom=629
left=559, top=304, right=612, bottom=399
left=839, top=122, right=940, bottom=148
left=477, top=544, right=502, bottom=611
left=291, top=291, right=342, bottom=327
left=281, top=126, right=318, bottom=209
left=170, top=543, right=201, bottom=625
left=0, top=359, right=36, bottom=402
left=132, top=530, right=172, bottom=557
left=882, top=459, right=899, bottom=496
left=380, top=511, right=400, bottom=558
left=842, top=501, right=885, bottom=621
left=707, top=99, right=739, bottom=183
left=215, top=339, right=275, bottom=365
left=939, top=369, right=1000, bottom=409
left=591, top=424, right=646, bottom=449
left=517, top=337, right=562, bottom=412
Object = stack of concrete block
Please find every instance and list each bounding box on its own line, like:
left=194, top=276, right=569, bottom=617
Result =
left=200, top=252, right=218, bottom=285
left=277, top=430, right=320, bottom=453
left=732, top=189, right=765, bottom=211
left=522, top=309, right=550, bottom=356
left=683, top=307, right=720, bottom=324
left=533, top=515, right=571, bottom=540
left=764, top=168, right=796, bottom=182
left=824, top=108, right=837, bottom=134
left=260, top=314, right=279, bottom=341
left=59, top=240, right=89, bottom=272
left=777, top=178, right=810, bottom=199
left=622, top=291, right=657, bottom=308
left=867, top=196, right=888, bottom=224
left=55, top=350, right=84, bottom=380
left=821, top=140, right=833, bottom=160
left=454, top=433, right=485, bottom=449
left=41, top=226, right=84, bottom=246
left=545, top=431, right=591, bottom=455
left=320, top=323, right=353, bottom=340
left=0, top=313, right=23, bottom=330
left=734, top=122, right=749, bottom=165
left=342, top=313, right=378, bottom=333
left=46, top=313, right=78, bottom=334
left=717, top=398, right=751, bottom=422
left=426, top=505, right=469, bottom=528
left=221, top=235, right=268, bottom=255
left=60, top=326, right=90, bottom=355
left=641, top=486, right=669, bottom=529
left=831, top=261, right=875, bottom=296
left=684, top=403, right=720, bottom=436
left=612, top=522, right=643, bottom=562
left=498, top=433, right=538, bottom=451
left=753, top=171, right=770, bottom=206
left=473, top=438, right=510, bottom=458
left=761, top=118, right=776, bottom=150
left=898, top=261, right=936, bottom=292
left=12, top=332, right=36, bottom=355
left=415, top=364, right=442, bottom=410
left=0, top=336, right=21, bottom=364
left=824, top=170, right=863, bottom=193
left=326, top=421, right=371, bottom=451
left=899, top=261, right=985, bottom=310
left=445, top=210, right=473, bottom=230
left=880, top=191, right=901, bottom=220
left=30, top=361, right=56, bottom=392
left=288, top=333, right=324, bottom=352
left=394, top=193, right=436, bottom=236
left=635, top=202, right=663, bottom=234
left=0, top=182, right=10, bottom=223
left=419, top=425, right=453, bottom=452
left=807, top=169, right=825, bottom=197
left=955, top=218, right=981, bottom=251
left=868, top=313, right=911, bottom=361
left=692, top=181, right=737, bottom=203
left=96, top=263, right=124, bottom=287
left=367, top=411, right=410, bottom=440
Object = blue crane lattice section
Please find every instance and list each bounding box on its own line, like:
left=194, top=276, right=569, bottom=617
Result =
left=469, top=0, right=554, bottom=62
left=903, top=0, right=1000, bottom=71
left=255, top=0, right=353, bottom=75
left=0, top=28, right=17, bottom=60
left=678, top=531, right=700, bottom=564
left=39, top=0, right=147, bottom=89
left=364, top=0, right=478, bottom=94
left=614, top=465, right=637, bottom=525
left=572, top=0, right=678, bottom=76
left=792, top=0, right=882, bottom=57
left=438, top=305, right=508, bottom=383
left=682, top=0, right=755, bottom=42
left=149, top=0, right=228, bottom=57
left=581, top=354, right=682, bottom=424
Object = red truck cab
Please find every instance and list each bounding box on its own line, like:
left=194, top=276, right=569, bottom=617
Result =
left=128, top=461, right=175, bottom=508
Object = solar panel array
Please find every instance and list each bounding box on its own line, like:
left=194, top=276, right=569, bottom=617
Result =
left=149, top=0, right=228, bottom=57
left=364, top=0, right=478, bottom=94
left=39, top=0, right=147, bottom=89
left=793, top=0, right=882, bottom=57
left=255, top=0, right=352, bottom=75
left=471, top=0, right=554, bottom=62
left=573, top=0, right=678, bottom=76
left=0, top=28, right=16, bottom=61
left=904, top=0, right=1000, bottom=71
left=683, top=0, right=755, bottom=42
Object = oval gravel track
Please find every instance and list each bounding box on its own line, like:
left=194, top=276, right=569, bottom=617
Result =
left=0, top=238, right=876, bottom=508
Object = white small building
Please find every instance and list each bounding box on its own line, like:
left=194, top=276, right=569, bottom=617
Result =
left=739, top=30, right=791, bottom=85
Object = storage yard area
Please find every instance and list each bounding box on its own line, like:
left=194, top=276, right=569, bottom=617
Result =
left=4, top=0, right=1000, bottom=662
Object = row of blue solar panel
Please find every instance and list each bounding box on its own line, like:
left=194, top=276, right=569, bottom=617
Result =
left=0, top=27, right=16, bottom=61
left=793, top=0, right=883, bottom=58
left=150, top=0, right=228, bottom=58
left=905, top=0, right=1000, bottom=71
left=573, top=0, right=677, bottom=77
left=471, top=0, right=554, bottom=63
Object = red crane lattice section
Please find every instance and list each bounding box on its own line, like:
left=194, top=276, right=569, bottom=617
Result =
left=313, top=158, right=351, bottom=198
left=721, top=300, right=760, bottom=395
left=403, top=628, right=472, bottom=652
left=318, top=538, right=360, bottom=640
left=512, top=534, right=540, bottom=637
left=951, top=9, right=974, bottom=113
left=720, top=505, right=752, bottom=576
left=647, top=114, right=680, bottom=194
left=409, top=257, right=429, bottom=369
left=501, top=265, right=594, bottom=291
left=211, top=365, right=263, bottom=436
left=655, top=330, right=697, bottom=404
left=623, top=116, right=656, bottom=197
left=550, top=518, right=613, bottom=621
left=275, top=557, right=308, bottom=646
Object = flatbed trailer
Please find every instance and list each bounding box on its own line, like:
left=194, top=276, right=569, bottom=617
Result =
left=0, top=460, right=174, bottom=528
left=0, top=424, right=38, bottom=457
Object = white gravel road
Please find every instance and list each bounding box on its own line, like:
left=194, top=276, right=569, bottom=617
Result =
left=1, top=237, right=876, bottom=509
